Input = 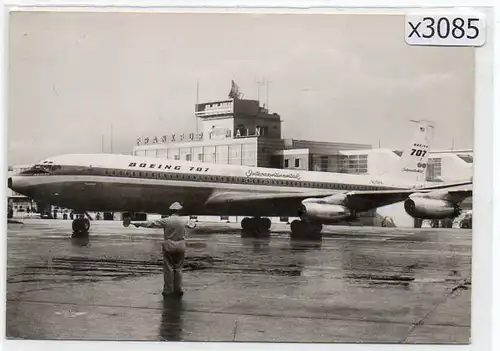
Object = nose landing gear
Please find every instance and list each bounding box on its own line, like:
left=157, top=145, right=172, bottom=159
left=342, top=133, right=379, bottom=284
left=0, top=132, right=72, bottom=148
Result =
left=72, top=213, right=91, bottom=236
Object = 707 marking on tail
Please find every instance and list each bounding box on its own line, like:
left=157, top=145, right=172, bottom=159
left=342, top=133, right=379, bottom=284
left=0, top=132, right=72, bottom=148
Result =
left=410, top=149, right=427, bottom=157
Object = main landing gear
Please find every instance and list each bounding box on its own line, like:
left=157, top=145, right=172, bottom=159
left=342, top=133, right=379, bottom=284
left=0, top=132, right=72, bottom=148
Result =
left=290, top=220, right=323, bottom=241
left=240, top=217, right=323, bottom=241
left=241, top=217, right=271, bottom=238
left=72, top=213, right=91, bottom=237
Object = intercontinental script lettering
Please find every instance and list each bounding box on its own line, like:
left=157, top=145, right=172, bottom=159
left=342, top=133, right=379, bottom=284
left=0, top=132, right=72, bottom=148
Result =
left=403, top=167, right=424, bottom=173
left=245, top=170, right=301, bottom=180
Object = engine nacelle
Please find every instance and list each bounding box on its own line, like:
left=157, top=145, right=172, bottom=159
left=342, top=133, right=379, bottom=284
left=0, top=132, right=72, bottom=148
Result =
left=404, top=198, right=460, bottom=219
left=298, top=203, right=354, bottom=223
left=318, top=193, right=348, bottom=205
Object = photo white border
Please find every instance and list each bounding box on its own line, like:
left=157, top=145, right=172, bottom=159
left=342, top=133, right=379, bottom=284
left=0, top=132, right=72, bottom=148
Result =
left=0, top=1, right=497, bottom=351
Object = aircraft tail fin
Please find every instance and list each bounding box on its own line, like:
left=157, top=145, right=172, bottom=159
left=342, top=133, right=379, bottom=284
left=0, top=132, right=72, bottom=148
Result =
left=385, top=120, right=435, bottom=183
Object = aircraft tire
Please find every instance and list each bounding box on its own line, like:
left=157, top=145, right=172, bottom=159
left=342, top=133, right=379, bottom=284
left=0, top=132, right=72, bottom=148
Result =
left=83, top=218, right=91, bottom=231
left=290, top=220, right=301, bottom=238
left=72, top=218, right=90, bottom=234
left=257, top=218, right=271, bottom=238
left=241, top=217, right=250, bottom=230
left=241, top=218, right=270, bottom=238
left=290, top=220, right=305, bottom=240
left=290, top=220, right=322, bottom=241
left=262, top=217, right=271, bottom=230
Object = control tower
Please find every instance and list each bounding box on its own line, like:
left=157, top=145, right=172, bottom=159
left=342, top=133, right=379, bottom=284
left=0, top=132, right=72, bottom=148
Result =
left=195, top=95, right=282, bottom=141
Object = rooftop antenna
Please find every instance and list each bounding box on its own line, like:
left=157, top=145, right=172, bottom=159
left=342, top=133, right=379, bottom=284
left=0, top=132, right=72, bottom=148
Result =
left=266, top=79, right=272, bottom=110
left=255, top=77, right=264, bottom=104
left=101, top=134, right=105, bottom=153
left=195, top=79, right=200, bottom=133
left=110, top=124, right=113, bottom=153
left=196, top=79, right=199, bottom=107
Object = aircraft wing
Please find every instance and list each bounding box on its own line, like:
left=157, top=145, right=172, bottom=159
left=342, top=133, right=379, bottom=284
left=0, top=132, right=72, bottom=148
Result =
left=349, top=181, right=473, bottom=209
left=204, top=191, right=329, bottom=216
left=204, top=189, right=437, bottom=216
left=204, top=180, right=473, bottom=216
left=411, top=183, right=473, bottom=203
left=416, top=180, right=473, bottom=190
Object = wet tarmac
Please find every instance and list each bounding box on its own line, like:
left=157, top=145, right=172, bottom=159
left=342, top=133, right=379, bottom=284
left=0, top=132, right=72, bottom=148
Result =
left=5, top=219, right=471, bottom=343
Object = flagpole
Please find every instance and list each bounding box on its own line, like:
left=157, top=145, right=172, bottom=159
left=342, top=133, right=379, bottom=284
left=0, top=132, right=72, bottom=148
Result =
left=196, top=80, right=199, bottom=108
left=255, top=78, right=264, bottom=104
left=256, top=79, right=260, bottom=103
left=110, top=124, right=113, bottom=153
left=266, top=79, right=270, bottom=109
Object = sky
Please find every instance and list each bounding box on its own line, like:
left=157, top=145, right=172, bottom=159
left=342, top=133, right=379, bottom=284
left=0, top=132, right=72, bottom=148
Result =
left=7, top=11, right=475, bottom=165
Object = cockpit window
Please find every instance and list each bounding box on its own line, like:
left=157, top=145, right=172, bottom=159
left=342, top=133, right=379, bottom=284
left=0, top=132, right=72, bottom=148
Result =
left=19, top=164, right=61, bottom=175
left=20, top=165, right=49, bottom=175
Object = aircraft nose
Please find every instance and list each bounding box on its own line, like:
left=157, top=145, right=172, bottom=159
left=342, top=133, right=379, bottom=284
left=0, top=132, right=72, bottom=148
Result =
left=8, top=176, right=31, bottom=196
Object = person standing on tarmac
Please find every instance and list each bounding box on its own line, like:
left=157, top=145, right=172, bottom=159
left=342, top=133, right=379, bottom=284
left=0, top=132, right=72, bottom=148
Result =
left=127, top=202, right=195, bottom=298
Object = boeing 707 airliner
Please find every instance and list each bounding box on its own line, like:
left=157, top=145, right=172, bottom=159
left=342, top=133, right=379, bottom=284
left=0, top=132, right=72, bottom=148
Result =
left=8, top=121, right=472, bottom=239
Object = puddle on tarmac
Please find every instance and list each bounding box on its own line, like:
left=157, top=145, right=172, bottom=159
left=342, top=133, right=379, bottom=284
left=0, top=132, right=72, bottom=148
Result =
left=346, top=273, right=415, bottom=282
left=9, top=252, right=304, bottom=284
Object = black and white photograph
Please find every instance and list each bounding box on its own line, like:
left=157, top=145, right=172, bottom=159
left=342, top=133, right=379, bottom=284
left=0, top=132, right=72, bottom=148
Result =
left=5, top=7, right=488, bottom=346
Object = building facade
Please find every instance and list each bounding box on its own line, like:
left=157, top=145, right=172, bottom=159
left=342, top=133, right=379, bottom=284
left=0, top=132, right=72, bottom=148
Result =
left=278, top=141, right=372, bottom=174
left=133, top=97, right=371, bottom=169
left=426, top=149, right=473, bottom=182
left=7, top=165, right=38, bottom=218
left=332, top=148, right=473, bottom=182
left=134, top=98, right=286, bottom=168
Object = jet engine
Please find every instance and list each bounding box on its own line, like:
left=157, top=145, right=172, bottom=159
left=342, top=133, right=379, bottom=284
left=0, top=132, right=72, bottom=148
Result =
left=298, top=203, right=354, bottom=223
left=404, top=198, right=461, bottom=219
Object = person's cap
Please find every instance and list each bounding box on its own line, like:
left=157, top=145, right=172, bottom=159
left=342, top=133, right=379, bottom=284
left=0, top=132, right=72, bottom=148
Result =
left=169, top=202, right=183, bottom=210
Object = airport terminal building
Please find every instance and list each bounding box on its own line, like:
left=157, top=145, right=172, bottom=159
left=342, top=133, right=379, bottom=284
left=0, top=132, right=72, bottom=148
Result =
left=133, top=96, right=473, bottom=183
left=132, top=97, right=372, bottom=171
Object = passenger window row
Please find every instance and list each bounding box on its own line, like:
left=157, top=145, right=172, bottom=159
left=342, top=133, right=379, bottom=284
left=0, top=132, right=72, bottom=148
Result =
left=101, top=168, right=384, bottom=191
left=22, top=165, right=385, bottom=191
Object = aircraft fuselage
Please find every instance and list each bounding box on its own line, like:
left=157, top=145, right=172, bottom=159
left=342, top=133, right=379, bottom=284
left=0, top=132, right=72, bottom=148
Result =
left=9, top=154, right=407, bottom=217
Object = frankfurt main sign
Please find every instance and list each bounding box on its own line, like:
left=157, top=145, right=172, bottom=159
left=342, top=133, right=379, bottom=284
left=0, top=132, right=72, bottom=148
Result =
left=136, top=127, right=262, bottom=146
